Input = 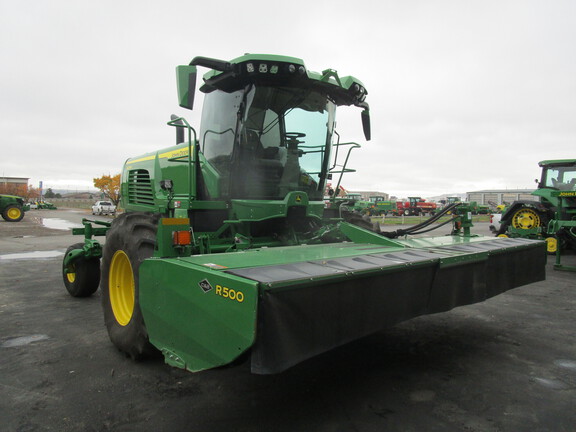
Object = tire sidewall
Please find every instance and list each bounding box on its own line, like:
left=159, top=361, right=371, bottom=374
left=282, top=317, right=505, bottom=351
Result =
left=512, top=207, right=545, bottom=230
left=63, top=243, right=100, bottom=297
left=2, top=204, right=24, bottom=222
left=100, top=212, right=158, bottom=359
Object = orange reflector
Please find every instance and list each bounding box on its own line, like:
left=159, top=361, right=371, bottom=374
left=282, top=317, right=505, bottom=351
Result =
left=172, top=230, right=191, bottom=246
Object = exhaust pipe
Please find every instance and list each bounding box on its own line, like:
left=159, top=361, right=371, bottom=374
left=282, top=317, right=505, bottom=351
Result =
left=170, top=114, right=185, bottom=144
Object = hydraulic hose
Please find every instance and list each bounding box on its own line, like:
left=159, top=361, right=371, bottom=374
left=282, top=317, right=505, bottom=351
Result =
left=402, top=203, right=458, bottom=231
left=380, top=202, right=462, bottom=238
left=392, top=202, right=459, bottom=234
left=402, top=216, right=455, bottom=236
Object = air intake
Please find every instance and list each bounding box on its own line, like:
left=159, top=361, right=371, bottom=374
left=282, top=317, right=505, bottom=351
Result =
left=127, top=169, right=154, bottom=206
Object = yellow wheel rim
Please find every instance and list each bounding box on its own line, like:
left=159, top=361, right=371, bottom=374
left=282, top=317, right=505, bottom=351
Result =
left=66, top=264, right=76, bottom=283
left=511, top=208, right=541, bottom=230
left=7, top=207, right=21, bottom=220
left=109, top=250, right=135, bottom=326
left=545, top=237, right=558, bottom=253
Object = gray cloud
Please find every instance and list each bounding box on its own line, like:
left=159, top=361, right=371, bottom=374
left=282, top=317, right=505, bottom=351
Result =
left=1, top=0, right=574, bottom=197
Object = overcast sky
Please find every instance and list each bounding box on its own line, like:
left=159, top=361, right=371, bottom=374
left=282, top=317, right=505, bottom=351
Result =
left=1, top=0, right=574, bottom=199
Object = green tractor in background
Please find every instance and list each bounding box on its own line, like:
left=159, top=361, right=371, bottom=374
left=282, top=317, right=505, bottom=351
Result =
left=324, top=192, right=376, bottom=230
left=365, top=196, right=396, bottom=216
left=346, top=195, right=397, bottom=216
left=62, top=54, right=545, bottom=375
left=37, top=201, right=58, bottom=210
left=442, top=198, right=488, bottom=215
left=0, top=194, right=29, bottom=222
left=468, top=202, right=490, bottom=215
left=342, top=193, right=366, bottom=212
left=497, top=159, right=576, bottom=253
left=343, top=193, right=376, bottom=215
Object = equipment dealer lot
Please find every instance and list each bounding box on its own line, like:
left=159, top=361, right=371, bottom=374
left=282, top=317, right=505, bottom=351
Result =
left=1, top=209, right=575, bottom=432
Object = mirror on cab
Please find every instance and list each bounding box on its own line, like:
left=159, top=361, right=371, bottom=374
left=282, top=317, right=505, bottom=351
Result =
left=361, top=107, right=371, bottom=141
left=176, top=65, right=197, bottom=110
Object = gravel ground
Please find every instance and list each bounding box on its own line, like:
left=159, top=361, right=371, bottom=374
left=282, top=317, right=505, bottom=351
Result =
left=1, top=209, right=575, bottom=432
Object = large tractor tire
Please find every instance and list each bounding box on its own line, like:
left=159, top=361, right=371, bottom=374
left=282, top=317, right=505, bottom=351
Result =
left=101, top=212, right=160, bottom=360
left=2, top=204, right=24, bottom=222
left=497, top=206, right=546, bottom=236
left=341, top=208, right=377, bottom=231
left=62, top=243, right=100, bottom=297
left=510, top=207, right=544, bottom=230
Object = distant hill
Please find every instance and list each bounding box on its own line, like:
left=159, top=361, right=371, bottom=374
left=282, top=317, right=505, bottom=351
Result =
left=42, top=189, right=102, bottom=200
left=62, top=191, right=100, bottom=199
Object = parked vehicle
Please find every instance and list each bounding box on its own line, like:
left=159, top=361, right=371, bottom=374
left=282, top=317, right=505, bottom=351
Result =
left=497, top=159, right=576, bottom=253
left=28, top=201, right=57, bottom=210
left=364, top=196, right=397, bottom=216
left=395, top=197, right=437, bottom=216
left=91, top=201, right=116, bottom=215
left=0, top=194, right=28, bottom=222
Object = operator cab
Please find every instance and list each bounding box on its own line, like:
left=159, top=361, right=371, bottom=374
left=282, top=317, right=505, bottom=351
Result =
left=178, top=54, right=370, bottom=204
left=539, top=160, right=576, bottom=191
left=199, top=85, right=335, bottom=201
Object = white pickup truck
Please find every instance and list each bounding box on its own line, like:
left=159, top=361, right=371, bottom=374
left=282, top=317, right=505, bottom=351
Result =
left=91, top=201, right=116, bottom=216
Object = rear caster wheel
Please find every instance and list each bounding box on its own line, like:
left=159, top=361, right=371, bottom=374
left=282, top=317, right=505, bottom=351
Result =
left=63, top=243, right=100, bottom=297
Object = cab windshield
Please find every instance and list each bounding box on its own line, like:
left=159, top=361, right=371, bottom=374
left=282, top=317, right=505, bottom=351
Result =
left=200, top=85, right=336, bottom=200
left=542, top=165, right=576, bottom=191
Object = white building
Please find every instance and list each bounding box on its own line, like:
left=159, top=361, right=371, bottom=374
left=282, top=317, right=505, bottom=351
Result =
left=466, top=189, right=537, bottom=205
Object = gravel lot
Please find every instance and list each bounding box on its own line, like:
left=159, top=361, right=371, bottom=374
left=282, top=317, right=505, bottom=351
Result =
left=1, top=209, right=575, bottom=431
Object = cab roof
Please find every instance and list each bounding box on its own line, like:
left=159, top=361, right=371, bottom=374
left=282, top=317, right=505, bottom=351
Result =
left=191, top=54, right=368, bottom=107
left=539, top=159, right=576, bottom=167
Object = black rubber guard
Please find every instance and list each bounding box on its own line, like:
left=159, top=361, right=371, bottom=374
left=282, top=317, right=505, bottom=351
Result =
left=226, top=238, right=546, bottom=374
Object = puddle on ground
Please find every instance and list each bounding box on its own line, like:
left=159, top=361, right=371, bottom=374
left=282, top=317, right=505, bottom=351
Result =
left=42, top=218, right=82, bottom=230
left=555, top=360, right=576, bottom=371
left=0, top=250, right=64, bottom=260
left=1, top=334, right=50, bottom=348
left=533, top=377, right=570, bottom=390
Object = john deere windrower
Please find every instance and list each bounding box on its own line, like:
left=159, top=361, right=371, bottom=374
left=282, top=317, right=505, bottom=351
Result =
left=62, top=54, right=546, bottom=374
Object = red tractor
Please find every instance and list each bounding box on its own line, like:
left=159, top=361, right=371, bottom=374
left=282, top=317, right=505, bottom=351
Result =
left=395, top=197, right=437, bottom=216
